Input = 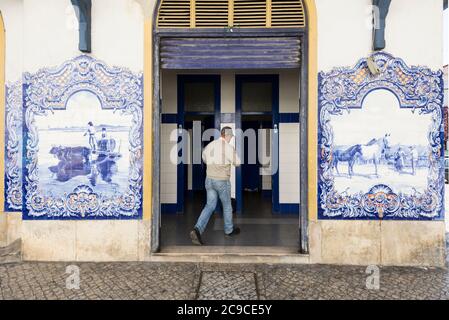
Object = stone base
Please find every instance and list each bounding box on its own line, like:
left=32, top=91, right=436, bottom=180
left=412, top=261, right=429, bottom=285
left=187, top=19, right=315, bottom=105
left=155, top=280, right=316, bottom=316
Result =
left=7, top=215, right=448, bottom=267
left=1, top=212, right=22, bottom=247
left=0, top=239, right=22, bottom=264
left=6, top=212, right=22, bottom=245
left=310, top=220, right=446, bottom=267
left=381, top=221, right=446, bottom=266
left=0, top=213, right=6, bottom=246
left=21, top=220, right=150, bottom=262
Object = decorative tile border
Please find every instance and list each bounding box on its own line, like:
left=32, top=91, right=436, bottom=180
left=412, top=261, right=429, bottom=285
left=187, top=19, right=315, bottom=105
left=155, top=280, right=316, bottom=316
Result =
left=318, top=52, right=444, bottom=220
left=4, top=80, right=23, bottom=211
left=22, top=55, right=143, bottom=219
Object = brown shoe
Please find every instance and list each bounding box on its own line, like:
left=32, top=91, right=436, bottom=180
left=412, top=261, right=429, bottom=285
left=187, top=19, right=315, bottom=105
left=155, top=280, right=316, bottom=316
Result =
left=190, top=228, right=203, bottom=245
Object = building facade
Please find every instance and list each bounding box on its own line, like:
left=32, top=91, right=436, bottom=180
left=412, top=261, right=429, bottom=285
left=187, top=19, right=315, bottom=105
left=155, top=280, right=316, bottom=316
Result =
left=0, top=0, right=446, bottom=266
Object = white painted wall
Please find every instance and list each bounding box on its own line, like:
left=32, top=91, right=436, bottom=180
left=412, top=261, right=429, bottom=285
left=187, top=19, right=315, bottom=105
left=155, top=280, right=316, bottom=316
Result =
left=22, top=0, right=143, bottom=73
left=316, top=0, right=443, bottom=71
left=444, top=9, right=448, bottom=66
left=386, top=0, right=442, bottom=70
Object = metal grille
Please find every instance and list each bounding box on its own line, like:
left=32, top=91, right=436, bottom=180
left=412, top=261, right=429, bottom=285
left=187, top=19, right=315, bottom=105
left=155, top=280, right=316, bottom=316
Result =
left=196, top=0, right=229, bottom=27
left=156, top=0, right=306, bottom=29
left=271, top=0, right=306, bottom=27
left=234, top=0, right=266, bottom=28
left=157, top=0, right=191, bottom=28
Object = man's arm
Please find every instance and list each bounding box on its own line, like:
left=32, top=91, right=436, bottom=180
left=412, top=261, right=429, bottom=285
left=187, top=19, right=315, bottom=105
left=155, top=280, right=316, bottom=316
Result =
left=202, top=144, right=209, bottom=164
left=227, top=144, right=241, bottom=167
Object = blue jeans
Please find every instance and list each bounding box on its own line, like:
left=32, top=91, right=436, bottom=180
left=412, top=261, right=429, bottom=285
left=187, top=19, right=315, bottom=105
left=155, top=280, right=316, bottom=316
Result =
left=195, top=177, right=234, bottom=235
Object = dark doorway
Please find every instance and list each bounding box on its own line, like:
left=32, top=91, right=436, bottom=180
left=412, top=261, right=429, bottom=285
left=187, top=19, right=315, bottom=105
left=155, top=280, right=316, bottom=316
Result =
left=176, top=75, right=220, bottom=213
left=184, top=114, right=215, bottom=194
left=236, top=75, right=279, bottom=214
left=241, top=115, right=273, bottom=215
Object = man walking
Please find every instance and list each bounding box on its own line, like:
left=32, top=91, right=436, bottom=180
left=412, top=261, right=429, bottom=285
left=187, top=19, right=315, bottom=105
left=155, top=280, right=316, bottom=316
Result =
left=190, top=127, right=241, bottom=245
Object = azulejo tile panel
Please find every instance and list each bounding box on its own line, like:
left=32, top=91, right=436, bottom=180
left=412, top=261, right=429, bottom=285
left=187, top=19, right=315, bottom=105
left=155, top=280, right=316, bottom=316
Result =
left=4, top=80, right=23, bottom=211
left=22, top=55, right=143, bottom=219
left=318, top=52, right=444, bottom=220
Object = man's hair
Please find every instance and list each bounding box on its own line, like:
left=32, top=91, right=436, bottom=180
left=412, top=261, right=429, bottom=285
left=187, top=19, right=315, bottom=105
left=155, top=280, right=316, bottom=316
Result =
left=221, top=126, right=233, bottom=137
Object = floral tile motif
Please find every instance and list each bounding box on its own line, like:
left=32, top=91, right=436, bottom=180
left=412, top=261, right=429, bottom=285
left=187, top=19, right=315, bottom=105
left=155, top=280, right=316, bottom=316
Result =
left=318, top=52, right=444, bottom=220
left=4, top=80, right=23, bottom=211
left=22, top=55, right=143, bottom=219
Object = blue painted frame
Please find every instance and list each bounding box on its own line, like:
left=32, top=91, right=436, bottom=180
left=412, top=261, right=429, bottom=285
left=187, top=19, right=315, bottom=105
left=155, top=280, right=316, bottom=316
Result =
left=318, top=52, right=445, bottom=220
left=22, top=55, right=143, bottom=220
left=235, top=74, right=280, bottom=214
left=176, top=74, right=221, bottom=213
left=4, top=80, right=23, bottom=211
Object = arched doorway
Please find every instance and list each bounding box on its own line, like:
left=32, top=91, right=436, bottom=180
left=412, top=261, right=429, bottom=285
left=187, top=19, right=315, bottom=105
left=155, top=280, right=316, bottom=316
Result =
left=148, top=0, right=317, bottom=254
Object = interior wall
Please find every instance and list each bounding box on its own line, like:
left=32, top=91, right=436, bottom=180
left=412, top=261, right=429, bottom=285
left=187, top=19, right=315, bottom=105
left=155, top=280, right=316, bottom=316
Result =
left=160, top=69, right=301, bottom=209
left=279, top=123, right=300, bottom=204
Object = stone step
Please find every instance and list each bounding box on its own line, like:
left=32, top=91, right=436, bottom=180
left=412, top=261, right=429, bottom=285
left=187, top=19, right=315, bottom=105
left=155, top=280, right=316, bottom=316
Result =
left=0, top=239, right=22, bottom=264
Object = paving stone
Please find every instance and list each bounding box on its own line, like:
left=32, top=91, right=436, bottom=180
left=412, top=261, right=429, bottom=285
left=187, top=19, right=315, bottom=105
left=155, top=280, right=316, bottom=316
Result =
left=0, top=246, right=448, bottom=300
left=197, top=272, right=258, bottom=300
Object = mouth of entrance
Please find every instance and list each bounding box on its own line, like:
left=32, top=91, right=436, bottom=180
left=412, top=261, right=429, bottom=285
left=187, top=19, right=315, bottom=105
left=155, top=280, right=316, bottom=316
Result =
left=159, top=72, right=301, bottom=251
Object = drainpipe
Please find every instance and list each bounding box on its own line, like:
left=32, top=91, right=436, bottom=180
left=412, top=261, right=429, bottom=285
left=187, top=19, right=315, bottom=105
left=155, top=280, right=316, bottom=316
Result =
left=372, top=0, right=391, bottom=51
left=71, top=0, right=92, bottom=53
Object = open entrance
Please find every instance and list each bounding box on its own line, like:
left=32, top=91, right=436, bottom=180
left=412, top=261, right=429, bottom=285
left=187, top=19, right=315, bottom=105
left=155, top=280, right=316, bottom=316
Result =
left=160, top=72, right=299, bottom=248
left=236, top=75, right=279, bottom=214
left=175, top=75, right=220, bottom=214
left=152, top=0, right=312, bottom=253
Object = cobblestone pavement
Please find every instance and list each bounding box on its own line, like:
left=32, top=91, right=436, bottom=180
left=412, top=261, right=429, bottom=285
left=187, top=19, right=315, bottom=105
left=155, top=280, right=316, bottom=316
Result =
left=1, top=259, right=449, bottom=300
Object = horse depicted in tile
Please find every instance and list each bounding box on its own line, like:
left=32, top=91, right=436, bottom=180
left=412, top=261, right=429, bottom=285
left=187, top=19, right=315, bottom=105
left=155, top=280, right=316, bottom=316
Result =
left=331, top=145, right=362, bottom=177
left=332, top=134, right=391, bottom=178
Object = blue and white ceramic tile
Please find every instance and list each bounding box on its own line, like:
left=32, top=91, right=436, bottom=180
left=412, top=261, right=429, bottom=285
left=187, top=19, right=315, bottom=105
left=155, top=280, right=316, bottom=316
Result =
left=4, top=80, right=23, bottom=211
left=22, top=55, right=143, bottom=219
left=318, top=52, right=445, bottom=220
